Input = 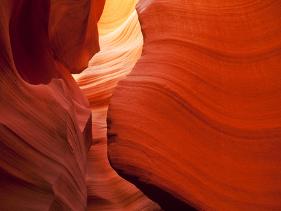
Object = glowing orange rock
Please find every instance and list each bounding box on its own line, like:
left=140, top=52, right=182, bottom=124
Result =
left=75, top=0, right=159, bottom=209
left=108, top=0, right=281, bottom=210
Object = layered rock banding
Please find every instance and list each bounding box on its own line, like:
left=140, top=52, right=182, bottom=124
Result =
left=108, top=0, right=281, bottom=210
left=74, top=0, right=159, bottom=210
left=0, top=0, right=104, bottom=210
left=1, top=0, right=281, bottom=210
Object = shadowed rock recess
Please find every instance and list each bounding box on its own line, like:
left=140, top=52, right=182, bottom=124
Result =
left=1, top=0, right=281, bottom=210
left=0, top=0, right=104, bottom=210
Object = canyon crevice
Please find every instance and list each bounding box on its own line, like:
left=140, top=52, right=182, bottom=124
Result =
left=1, top=0, right=281, bottom=210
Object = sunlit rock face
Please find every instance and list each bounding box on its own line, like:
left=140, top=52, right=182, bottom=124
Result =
left=0, top=0, right=104, bottom=210
left=74, top=0, right=160, bottom=210
left=108, top=0, right=281, bottom=210
left=2, top=0, right=281, bottom=210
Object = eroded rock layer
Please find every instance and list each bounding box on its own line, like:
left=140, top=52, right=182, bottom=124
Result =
left=108, top=0, right=281, bottom=210
left=0, top=0, right=104, bottom=210
left=74, top=0, right=160, bottom=210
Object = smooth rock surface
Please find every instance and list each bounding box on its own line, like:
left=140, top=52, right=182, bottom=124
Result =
left=108, top=0, right=281, bottom=210
left=0, top=0, right=104, bottom=210
left=74, top=0, right=160, bottom=210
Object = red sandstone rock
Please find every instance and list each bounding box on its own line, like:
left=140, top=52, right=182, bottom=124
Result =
left=75, top=1, right=160, bottom=209
left=0, top=0, right=104, bottom=210
left=108, top=0, right=281, bottom=210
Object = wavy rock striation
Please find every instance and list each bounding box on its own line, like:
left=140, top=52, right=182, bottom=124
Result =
left=0, top=0, right=104, bottom=210
left=108, top=0, right=281, bottom=210
left=74, top=0, right=160, bottom=210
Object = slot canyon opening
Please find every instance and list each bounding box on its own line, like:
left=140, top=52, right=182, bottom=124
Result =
left=74, top=0, right=198, bottom=210
left=8, top=0, right=199, bottom=209
left=3, top=0, right=281, bottom=210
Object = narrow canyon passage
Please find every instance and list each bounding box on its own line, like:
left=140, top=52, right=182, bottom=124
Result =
left=0, top=0, right=281, bottom=210
left=74, top=0, right=160, bottom=210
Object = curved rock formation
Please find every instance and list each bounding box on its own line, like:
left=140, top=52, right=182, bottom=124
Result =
left=74, top=0, right=160, bottom=210
left=2, top=0, right=281, bottom=210
left=97, top=0, right=138, bottom=35
left=108, top=0, right=281, bottom=210
left=0, top=0, right=104, bottom=210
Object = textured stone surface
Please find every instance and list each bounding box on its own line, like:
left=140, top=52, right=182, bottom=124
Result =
left=2, top=0, right=281, bottom=210
left=108, top=0, right=281, bottom=210
left=0, top=0, right=104, bottom=210
left=74, top=0, right=160, bottom=210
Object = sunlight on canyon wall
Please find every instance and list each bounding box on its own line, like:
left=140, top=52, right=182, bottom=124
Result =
left=98, top=0, right=138, bottom=35
left=74, top=0, right=159, bottom=210
left=1, top=0, right=281, bottom=210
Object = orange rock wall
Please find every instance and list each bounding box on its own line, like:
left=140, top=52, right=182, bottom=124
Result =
left=0, top=0, right=104, bottom=210
left=75, top=0, right=160, bottom=209
left=108, top=0, right=281, bottom=210
left=1, top=0, right=281, bottom=210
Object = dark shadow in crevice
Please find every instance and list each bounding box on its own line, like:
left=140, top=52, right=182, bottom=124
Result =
left=9, top=0, right=58, bottom=84
left=107, top=117, right=198, bottom=210
left=108, top=163, right=198, bottom=211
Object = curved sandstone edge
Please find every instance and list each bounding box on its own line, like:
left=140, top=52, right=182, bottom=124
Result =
left=0, top=0, right=104, bottom=210
left=75, top=0, right=160, bottom=210
left=108, top=0, right=281, bottom=210
left=97, top=0, right=138, bottom=35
